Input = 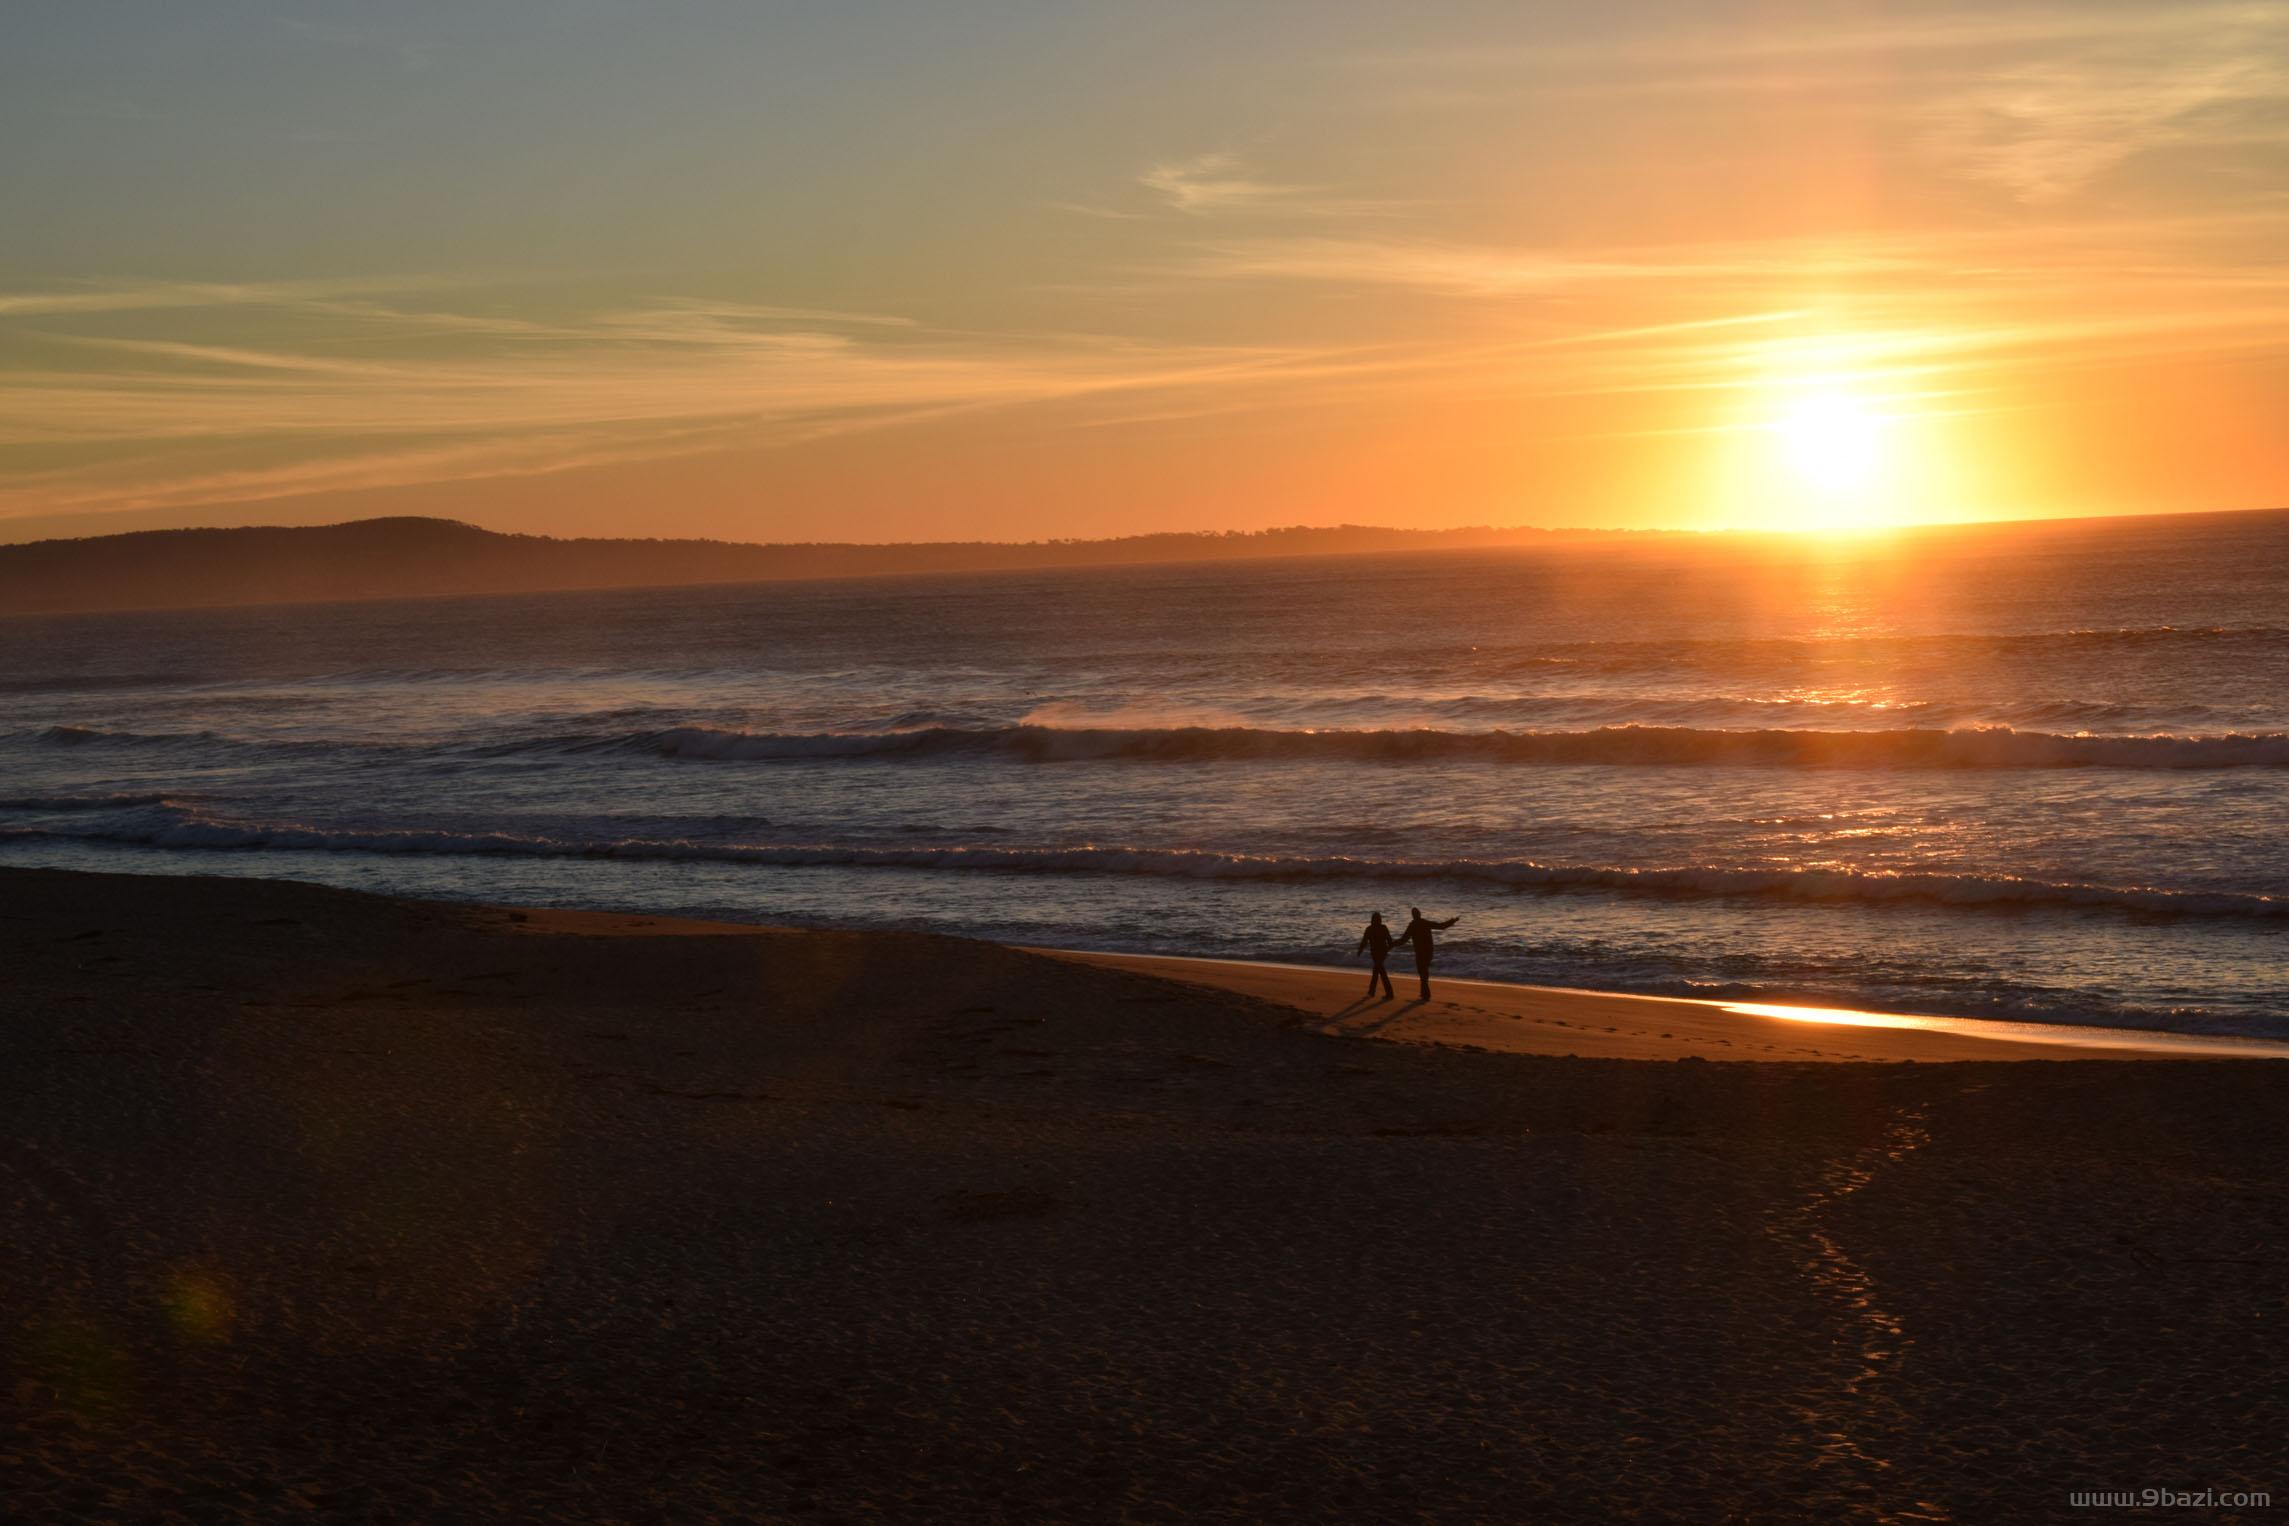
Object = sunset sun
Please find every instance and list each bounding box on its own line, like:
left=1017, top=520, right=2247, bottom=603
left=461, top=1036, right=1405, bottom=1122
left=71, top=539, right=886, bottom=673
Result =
left=1775, top=392, right=1886, bottom=493
left=1747, top=381, right=1903, bottom=531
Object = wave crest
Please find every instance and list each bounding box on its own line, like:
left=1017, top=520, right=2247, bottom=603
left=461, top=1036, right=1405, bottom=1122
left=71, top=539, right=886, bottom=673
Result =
left=630, top=722, right=2289, bottom=769
left=8, top=805, right=2283, bottom=921
left=22, top=718, right=2289, bottom=770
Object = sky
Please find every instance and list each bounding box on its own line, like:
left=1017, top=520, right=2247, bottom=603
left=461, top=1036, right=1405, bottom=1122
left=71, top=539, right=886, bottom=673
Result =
left=2, top=0, right=2284, bottom=544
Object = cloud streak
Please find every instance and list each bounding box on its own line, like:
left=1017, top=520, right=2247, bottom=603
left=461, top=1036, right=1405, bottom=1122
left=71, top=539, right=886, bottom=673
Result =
left=1140, top=153, right=1298, bottom=215
left=0, top=276, right=465, bottom=318
left=1116, top=152, right=1404, bottom=220
left=10, top=196, right=2284, bottom=521
left=0, top=289, right=1347, bottom=516
left=1350, top=3, right=2282, bottom=75
left=1345, top=2, right=2288, bottom=203
left=1917, top=16, right=2289, bottom=200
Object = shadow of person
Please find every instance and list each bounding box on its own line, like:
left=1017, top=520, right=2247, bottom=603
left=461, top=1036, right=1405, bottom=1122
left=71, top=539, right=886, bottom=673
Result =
left=1351, top=1005, right=1418, bottom=1035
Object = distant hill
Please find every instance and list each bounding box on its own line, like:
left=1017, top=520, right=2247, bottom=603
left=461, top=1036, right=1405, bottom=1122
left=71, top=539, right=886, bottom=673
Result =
left=0, top=516, right=1619, bottom=616
left=11, top=508, right=2277, bottom=618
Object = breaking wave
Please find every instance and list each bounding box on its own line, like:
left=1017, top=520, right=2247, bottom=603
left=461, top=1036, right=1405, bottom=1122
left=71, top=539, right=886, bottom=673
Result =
left=10, top=804, right=2285, bottom=922
left=22, top=719, right=2289, bottom=769
left=622, top=722, right=2289, bottom=770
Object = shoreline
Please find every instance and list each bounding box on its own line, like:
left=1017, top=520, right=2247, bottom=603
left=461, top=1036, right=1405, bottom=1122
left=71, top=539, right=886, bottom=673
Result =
left=11, top=845, right=2280, bottom=1061
left=495, top=902, right=2289, bottom=1062
left=504, top=898, right=2289, bottom=1061
left=1041, top=949, right=2289, bottom=1063
left=2, top=830, right=2279, bottom=1038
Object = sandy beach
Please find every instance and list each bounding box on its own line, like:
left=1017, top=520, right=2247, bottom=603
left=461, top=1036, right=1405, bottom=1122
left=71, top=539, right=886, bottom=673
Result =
left=5, top=865, right=2285, bottom=1522
left=1047, top=951, right=2289, bottom=1064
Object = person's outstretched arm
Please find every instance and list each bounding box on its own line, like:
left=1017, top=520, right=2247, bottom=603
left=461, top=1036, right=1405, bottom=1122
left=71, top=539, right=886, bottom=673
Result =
left=1436, top=917, right=1459, bottom=929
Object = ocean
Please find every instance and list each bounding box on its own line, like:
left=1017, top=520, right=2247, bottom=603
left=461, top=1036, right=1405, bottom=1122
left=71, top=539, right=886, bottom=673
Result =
left=5, top=508, right=2286, bottom=1039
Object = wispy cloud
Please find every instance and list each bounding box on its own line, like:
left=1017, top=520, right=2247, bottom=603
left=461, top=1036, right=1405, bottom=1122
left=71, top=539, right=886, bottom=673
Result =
left=1343, top=2, right=2288, bottom=202
left=17, top=184, right=2282, bottom=519
left=1139, top=152, right=1300, bottom=215
left=1113, top=152, right=1404, bottom=220
left=0, top=288, right=1341, bottom=516
left=1171, top=236, right=1791, bottom=296
left=0, top=276, right=463, bottom=318
left=1350, top=3, right=2280, bottom=75
left=1106, top=209, right=2289, bottom=431
left=627, top=298, right=920, bottom=331
left=1163, top=207, right=2289, bottom=303
left=1917, top=11, right=2289, bottom=200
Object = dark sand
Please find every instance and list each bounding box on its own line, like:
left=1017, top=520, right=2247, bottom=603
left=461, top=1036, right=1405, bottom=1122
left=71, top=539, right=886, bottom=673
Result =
left=3, top=866, right=2283, bottom=1522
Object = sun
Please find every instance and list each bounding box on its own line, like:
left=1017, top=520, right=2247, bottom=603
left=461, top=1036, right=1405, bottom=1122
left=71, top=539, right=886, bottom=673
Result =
left=1774, top=392, right=1886, bottom=493
left=1712, top=332, right=1942, bottom=533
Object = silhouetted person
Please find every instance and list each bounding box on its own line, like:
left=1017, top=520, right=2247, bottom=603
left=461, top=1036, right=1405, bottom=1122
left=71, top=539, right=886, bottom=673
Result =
left=1397, top=906, right=1459, bottom=1000
left=1356, top=911, right=1396, bottom=999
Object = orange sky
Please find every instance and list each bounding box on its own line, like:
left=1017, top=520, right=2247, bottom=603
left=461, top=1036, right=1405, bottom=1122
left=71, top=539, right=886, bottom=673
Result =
left=2, top=2, right=2283, bottom=544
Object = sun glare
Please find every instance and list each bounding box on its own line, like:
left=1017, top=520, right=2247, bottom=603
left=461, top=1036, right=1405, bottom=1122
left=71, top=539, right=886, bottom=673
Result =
left=1775, top=393, right=1885, bottom=493
left=1738, top=377, right=1906, bottom=533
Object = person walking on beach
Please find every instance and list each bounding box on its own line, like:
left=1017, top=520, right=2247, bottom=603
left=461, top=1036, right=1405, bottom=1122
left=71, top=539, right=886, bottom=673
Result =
left=1397, top=906, right=1459, bottom=1001
left=1356, top=911, right=1397, bottom=999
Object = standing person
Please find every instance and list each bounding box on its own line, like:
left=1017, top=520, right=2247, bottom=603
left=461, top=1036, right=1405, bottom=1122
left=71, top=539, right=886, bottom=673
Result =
left=1397, top=906, right=1459, bottom=1001
left=1356, top=911, right=1397, bottom=999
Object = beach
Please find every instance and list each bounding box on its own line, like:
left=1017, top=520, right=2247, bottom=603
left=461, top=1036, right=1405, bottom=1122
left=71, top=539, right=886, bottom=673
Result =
left=5, top=865, right=2284, bottom=1522
left=1047, top=951, right=2289, bottom=1064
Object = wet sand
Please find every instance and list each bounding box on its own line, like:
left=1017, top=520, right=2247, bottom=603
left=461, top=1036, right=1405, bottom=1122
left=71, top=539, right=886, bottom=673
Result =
left=1048, top=950, right=2289, bottom=1063
left=4, top=866, right=2284, bottom=1522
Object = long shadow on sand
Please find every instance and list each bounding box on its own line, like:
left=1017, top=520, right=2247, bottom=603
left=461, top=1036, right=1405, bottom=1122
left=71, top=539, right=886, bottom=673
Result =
left=1320, top=994, right=1425, bottom=1037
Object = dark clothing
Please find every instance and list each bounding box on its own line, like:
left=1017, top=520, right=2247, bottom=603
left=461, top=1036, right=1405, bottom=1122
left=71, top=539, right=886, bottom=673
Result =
left=1397, top=915, right=1456, bottom=960
left=1397, top=915, right=1458, bottom=999
left=1357, top=921, right=1396, bottom=998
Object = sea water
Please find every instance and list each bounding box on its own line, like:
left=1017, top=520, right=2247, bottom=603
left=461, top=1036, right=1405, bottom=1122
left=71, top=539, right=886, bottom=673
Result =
left=4, top=509, right=2285, bottom=1038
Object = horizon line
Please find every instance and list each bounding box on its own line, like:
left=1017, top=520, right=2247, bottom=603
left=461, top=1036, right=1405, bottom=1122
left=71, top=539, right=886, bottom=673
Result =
left=10, top=501, right=2287, bottom=554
